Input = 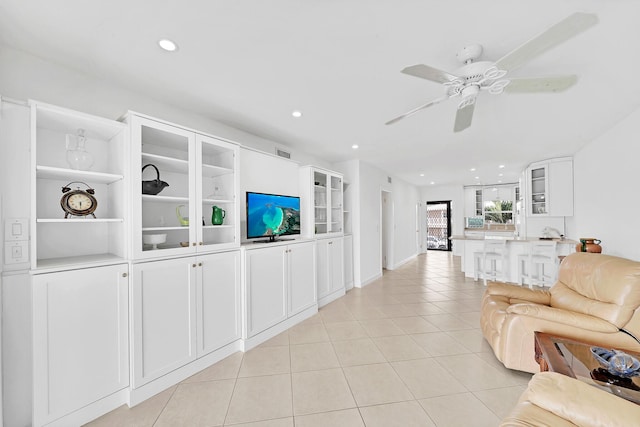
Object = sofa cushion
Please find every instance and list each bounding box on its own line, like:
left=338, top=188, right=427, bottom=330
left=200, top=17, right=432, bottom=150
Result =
left=551, top=253, right=640, bottom=328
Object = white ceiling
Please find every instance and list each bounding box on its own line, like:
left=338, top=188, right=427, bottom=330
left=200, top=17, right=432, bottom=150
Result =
left=1, top=0, right=639, bottom=186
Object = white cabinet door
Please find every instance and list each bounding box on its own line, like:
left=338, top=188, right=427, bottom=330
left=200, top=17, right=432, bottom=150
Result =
left=288, top=241, right=316, bottom=316
left=32, top=264, right=129, bottom=426
left=329, top=238, right=345, bottom=293
left=132, top=257, right=197, bottom=387
left=315, top=238, right=330, bottom=299
left=548, top=159, right=573, bottom=216
left=245, top=245, right=287, bottom=337
left=197, top=251, right=241, bottom=357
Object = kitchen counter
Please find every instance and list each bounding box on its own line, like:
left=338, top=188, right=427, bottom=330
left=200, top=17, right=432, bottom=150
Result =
left=449, top=235, right=578, bottom=284
left=451, top=235, right=578, bottom=244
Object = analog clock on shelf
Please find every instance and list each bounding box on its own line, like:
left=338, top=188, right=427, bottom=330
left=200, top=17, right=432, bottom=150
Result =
left=60, top=181, right=98, bottom=218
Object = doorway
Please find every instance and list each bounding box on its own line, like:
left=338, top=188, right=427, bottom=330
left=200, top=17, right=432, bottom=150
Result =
left=426, top=201, right=451, bottom=251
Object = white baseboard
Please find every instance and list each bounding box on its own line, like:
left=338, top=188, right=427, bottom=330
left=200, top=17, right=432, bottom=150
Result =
left=317, top=288, right=346, bottom=308
left=242, top=305, right=318, bottom=351
left=393, top=253, right=418, bottom=269
left=356, top=272, right=382, bottom=288
left=41, top=388, right=129, bottom=427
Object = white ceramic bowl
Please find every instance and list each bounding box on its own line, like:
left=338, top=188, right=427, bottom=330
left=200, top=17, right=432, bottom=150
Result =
left=143, top=233, right=167, bottom=249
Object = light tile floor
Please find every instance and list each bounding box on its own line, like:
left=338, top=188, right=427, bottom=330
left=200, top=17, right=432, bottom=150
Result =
left=86, top=251, right=532, bottom=427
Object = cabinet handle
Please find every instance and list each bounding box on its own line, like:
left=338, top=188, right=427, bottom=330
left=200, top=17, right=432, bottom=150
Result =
left=199, top=242, right=204, bottom=246
left=198, top=262, right=202, bottom=266
left=122, top=273, right=128, bottom=278
left=192, top=263, right=197, bottom=268
left=192, top=242, right=197, bottom=246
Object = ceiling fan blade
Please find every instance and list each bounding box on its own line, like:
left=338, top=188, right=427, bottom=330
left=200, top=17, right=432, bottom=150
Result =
left=385, top=96, right=449, bottom=125
left=506, top=75, right=578, bottom=93
left=495, top=12, right=598, bottom=73
left=401, top=64, right=461, bottom=84
left=453, top=102, right=475, bottom=132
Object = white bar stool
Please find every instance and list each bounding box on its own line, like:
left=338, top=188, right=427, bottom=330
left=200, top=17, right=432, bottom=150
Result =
left=518, top=241, right=558, bottom=288
left=473, top=239, right=508, bottom=286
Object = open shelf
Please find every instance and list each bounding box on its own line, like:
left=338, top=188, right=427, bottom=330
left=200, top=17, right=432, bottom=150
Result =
left=34, top=253, right=127, bottom=273
left=202, top=163, right=234, bottom=177
left=36, top=166, right=124, bottom=184
left=37, top=218, right=124, bottom=223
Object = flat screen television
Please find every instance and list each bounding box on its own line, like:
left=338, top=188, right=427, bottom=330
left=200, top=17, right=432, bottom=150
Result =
left=246, top=191, right=301, bottom=242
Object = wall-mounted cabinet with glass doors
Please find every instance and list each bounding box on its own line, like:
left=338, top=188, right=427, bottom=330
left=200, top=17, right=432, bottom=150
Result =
left=299, top=166, right=343, bottom=237
left=30, top=100, right=128, bottom=271
left=126, top=113, right=239, bottom=259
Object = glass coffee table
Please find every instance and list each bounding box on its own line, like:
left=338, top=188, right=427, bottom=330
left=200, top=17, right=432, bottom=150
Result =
left=534, top=332, right=640, bottom=404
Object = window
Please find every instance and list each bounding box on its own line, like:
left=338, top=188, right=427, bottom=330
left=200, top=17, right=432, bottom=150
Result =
left=484, top=199, right=513, bottom=223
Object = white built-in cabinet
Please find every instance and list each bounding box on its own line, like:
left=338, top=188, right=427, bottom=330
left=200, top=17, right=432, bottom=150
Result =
left=32, top=264, right=129, bottom=426
left=30, top=100, right=128, bottom=270
left=300, top=166, right=344, bottom=237
left=464, top=187, right=483, bottom=218
left=526, top=157, right=573, bottom=217
left=126, top=113, right=239, bottom=259
left=132, top=250, right=240, bottom=387
left=243, top=240, right=316, bottom=338
left=29, top=102, right=131, bottom=426
left=316, top=236, right=345, bottom=306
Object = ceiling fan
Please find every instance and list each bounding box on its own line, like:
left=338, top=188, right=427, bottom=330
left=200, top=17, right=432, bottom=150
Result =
left=386, top=12, right=598, bottom=132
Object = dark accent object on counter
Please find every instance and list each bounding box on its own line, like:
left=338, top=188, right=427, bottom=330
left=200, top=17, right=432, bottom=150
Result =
left=576, top=237, right=602, bottom=253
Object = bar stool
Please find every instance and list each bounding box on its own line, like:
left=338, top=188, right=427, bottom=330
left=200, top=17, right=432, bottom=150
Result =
left=518, top=241, right=558, bottom=289
left=474, top=239, right=508, bottom=286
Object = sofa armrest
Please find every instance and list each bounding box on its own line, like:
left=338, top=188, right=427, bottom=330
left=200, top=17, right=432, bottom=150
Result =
left=486, top=282, right=551, bottom=305
left=507, top=303, right=619, bottom=333
left=522, top=372, right=640, bottom=427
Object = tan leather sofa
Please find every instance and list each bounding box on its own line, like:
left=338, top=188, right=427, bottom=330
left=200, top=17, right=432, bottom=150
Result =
left=501, top=371, right=640, bottom=426
left=481, top=252, right=640, bottom=373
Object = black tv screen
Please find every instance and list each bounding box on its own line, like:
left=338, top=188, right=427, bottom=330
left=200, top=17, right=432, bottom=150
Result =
left=246, top=192, right=301, bottom=241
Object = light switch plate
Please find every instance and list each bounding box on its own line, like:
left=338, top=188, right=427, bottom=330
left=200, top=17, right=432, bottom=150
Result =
left=5, top=218, right=28, bottom=241
left=5, top=241, right=28, bottom=264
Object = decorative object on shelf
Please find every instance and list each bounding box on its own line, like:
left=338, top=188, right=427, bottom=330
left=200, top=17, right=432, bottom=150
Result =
left=141, top=164, right=169, bottom=195
left=179, top=241, right=189, bottom=247
left=176, top=204, right=189, bottom=226
left=591, top=347, right=640, bottom=379
left=142, top=233, right=166, bottom=250
left=212, top=205, right=226, bottom=225
left=576, top=237, right=602, bottom=253
left=65, top=129, right=94, bottom=171
left=60, top=181, right=97, bottom=218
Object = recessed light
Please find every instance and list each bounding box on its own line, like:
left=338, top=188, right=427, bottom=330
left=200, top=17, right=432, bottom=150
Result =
left=498, top=173, right=503, bottom=177
left=498, top=164, right=505, bottom=169
left=291, top=110, right=303, bottom=118
left=497, top=180, right=503, bottom=183
left=470, top=168, right=476, bottom=172
left=158, top=39, right=178, bottom=52
left=474, top=176, right=480, bottom=180
left=419, top=173, right=425, bottom=177
left=430, top=181, right=435, bottom=185
left=352, top=144, right=359, bottom=149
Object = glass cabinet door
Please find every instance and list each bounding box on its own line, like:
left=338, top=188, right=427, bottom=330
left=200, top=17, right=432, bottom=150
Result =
left=330, top=175, right=343, bottom=233
left=132, top=115, right=196, bottom=258
left=313, top=171, right=328, bottom=235
left=196, top=134, right=238, bottom=250
left=530, top=166, right=547, bottom=215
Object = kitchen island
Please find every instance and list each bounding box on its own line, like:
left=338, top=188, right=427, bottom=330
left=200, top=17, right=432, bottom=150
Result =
left=450, top=234, right=578, bottom=285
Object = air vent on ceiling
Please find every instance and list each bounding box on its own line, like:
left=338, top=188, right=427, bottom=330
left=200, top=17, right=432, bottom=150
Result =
left=275, top=147, right=291, bottom=159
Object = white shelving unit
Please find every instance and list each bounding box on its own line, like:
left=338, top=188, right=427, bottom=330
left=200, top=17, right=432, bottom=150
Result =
left=300, top=166, right=344, bottom=238
left=127, top=113, right=239, bottom=259
left=30, top=100, right=128, bottom=270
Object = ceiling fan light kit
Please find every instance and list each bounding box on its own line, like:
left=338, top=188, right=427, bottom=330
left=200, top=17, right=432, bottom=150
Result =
left=386, top=12, right=598, bottom=132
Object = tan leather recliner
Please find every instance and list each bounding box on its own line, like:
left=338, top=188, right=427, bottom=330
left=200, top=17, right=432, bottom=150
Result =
left=501, top=371, right=640, bottom=427
left=481, top=252, right=640, bottom=373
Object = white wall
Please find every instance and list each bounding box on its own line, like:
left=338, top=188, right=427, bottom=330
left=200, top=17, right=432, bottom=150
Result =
left=568, top=107, right=640, bottom=261
left=391, top=178, right=421, bottom=267
left=349, top=162, right=420, bottom=286
left=0, top=46, right=328, bottom=168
